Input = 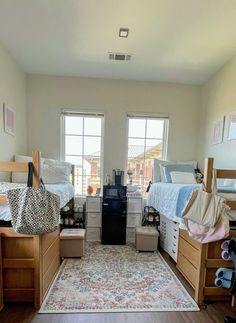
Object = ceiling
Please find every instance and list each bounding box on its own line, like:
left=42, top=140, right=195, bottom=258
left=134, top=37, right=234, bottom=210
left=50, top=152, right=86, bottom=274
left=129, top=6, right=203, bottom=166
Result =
left=0, top=0, right=236, bottom=84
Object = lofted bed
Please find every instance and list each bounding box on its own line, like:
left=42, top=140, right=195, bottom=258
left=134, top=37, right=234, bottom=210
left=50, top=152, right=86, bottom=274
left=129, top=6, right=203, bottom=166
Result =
left=0, top=151, right=74, bottom=309
left=148, top=157, right=236, bottom=305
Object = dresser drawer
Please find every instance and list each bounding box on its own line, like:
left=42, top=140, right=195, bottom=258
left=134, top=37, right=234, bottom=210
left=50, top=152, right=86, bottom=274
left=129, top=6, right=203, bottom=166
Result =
left=178, top=236, right=199, bottom=268
left=126, top=227, right=135, bottom=243
left=127, top=213, right=141, bottom=227
left=86, top=197, right=101, bottom=212
left=169, top=246, right=178, bottom=262
left=86, top=212, right=101, bottom=227
left=127, top=198, right=142, bottom=213
left=86, top=227, right=101, bottom=241
left=177, top=252, right=197, bottom=288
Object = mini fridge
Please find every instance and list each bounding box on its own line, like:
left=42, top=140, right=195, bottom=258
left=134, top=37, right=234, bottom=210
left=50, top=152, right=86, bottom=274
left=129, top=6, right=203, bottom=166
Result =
left=101, top=185, right=127, bottom=245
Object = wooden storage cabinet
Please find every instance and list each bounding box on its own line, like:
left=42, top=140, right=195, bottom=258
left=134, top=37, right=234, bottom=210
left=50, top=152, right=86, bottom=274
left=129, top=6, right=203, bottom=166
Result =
left=126, top=197, right=142, bottom=243
left=86, top=196, right=102, bottom=241
left=177, top=229, right=236, bottom=304
left=159, top=214, right=179, bottom=262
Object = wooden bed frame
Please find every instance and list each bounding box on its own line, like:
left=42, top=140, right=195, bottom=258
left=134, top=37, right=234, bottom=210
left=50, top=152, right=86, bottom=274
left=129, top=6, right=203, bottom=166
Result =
left=0, top=151, right=61, bottom=309
left=177, top=157, right=236, bottom=306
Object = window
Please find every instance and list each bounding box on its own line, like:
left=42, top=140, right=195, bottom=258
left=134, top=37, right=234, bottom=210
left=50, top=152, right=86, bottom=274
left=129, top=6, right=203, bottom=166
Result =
left=127, top=115, right=168, bottom=192
left=61, top=112, right=104, bottom=196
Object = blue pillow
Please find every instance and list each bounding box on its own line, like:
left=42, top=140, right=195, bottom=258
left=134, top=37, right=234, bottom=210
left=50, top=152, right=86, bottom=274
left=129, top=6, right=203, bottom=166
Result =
left=161, top=164, right=195, bottom=183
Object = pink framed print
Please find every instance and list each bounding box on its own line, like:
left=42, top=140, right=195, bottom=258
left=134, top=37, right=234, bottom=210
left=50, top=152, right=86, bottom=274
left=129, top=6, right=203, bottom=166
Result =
left=212, top=116, right=225, bottom=145
left=3, top=104, right=15, bottom=136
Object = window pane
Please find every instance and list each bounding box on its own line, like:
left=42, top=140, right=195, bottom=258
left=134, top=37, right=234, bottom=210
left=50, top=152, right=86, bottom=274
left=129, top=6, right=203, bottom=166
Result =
left=128, top=138, right=145, bottom=158
left=145, top=139, right=163, bottom=159
left=65, top=155, right=83, bottom=166
left=65, top=135, right=82, bottom=155
left=146, top=119, right=164, bottom=139
left=65, top=116, right=83, bottom=135
left=128, top=119, right=145, bottom=138
left=74, top=174, right=83, bottom=195
left=84, top=136, right=101, bottom=155
left=85, top=175, right=101, bottom=195
left=84, top=117, right=102, bottom=136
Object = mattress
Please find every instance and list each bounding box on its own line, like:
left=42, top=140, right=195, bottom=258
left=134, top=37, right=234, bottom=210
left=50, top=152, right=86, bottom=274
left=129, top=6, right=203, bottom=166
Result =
left=147, top=183, right=200, bottom=223
left=0, top=182, right=74, bottom=222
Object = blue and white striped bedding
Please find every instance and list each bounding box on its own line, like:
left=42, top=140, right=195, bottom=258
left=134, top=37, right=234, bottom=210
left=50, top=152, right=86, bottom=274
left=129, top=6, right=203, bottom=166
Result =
left=147, top=183, right=200, bottom=223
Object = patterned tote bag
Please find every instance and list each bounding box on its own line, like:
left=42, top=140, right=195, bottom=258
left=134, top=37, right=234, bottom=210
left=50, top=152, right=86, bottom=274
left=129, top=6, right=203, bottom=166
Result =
left=7, top=162, right=60, bottom=235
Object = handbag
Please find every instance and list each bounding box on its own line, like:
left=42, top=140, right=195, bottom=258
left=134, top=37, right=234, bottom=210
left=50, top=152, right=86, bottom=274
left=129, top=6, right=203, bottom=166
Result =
left=185, top=214, right=230, bottom=244
left=182, top=169, right=228, bottom=228
left=182, top=169, right=230, bottom=243
left=7, top=162, right=60, bottom=235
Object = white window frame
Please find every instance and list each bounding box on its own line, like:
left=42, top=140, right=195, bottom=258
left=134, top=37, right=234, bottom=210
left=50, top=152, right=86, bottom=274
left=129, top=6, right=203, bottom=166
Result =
left=60, top=111, right=104, bottom=196
left=126, top=113, right=169, bottom=187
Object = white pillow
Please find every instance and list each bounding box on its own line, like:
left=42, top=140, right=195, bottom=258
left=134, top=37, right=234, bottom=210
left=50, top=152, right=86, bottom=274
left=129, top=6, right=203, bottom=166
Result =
left=12, top=154, right=45, bottom=183
left=44, top=158, right=71, bottom=173
left=170, top=171, right=197, bottom=184
left=42, top=164, right=71, bottom=184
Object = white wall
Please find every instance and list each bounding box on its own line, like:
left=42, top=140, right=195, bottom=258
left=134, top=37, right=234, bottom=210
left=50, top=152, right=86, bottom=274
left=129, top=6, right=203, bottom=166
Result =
left=27, top=75, right=201, bottom=179
left=198, top=55, right=236, bottom=168
left=0, top=44, right=27, bottom=179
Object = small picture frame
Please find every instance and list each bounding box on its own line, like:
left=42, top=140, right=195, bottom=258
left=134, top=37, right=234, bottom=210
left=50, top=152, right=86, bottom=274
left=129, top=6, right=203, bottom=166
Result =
left=212, top=116, right=225, bottom=145
left=227, top=112, right=236, bottom=140
left=3, top=104, right=15, bottom=136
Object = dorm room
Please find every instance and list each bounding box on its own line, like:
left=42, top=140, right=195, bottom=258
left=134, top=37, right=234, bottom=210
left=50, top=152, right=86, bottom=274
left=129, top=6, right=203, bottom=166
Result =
left=2, top=1, right=236, bottom=322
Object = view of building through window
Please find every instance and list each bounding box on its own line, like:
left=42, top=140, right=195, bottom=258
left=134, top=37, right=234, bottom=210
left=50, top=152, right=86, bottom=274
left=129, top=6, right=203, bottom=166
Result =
left=127, top=117, right=168, bottom=193
left=62, top=114, right=103, bottom=195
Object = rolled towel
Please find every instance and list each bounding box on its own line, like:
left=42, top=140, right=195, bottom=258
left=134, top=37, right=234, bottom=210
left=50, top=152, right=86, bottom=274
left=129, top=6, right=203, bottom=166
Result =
left=221, top=240, right=231, bottom=250
left=214, top=277, right=232, bottom=289
left=221, top=250, right=232, bottom=261
left=215, top=268, right=235, bottom=281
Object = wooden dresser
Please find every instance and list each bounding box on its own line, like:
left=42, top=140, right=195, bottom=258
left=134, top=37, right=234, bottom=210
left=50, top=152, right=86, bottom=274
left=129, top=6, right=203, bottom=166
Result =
left=177, top=229, right=236, bottom=305
left=0, top=232, right=3, bottom=311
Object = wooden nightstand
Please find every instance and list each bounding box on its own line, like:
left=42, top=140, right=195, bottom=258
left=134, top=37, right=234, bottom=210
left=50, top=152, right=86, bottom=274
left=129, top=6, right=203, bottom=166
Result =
left=0, top=233, right=3, bottom=311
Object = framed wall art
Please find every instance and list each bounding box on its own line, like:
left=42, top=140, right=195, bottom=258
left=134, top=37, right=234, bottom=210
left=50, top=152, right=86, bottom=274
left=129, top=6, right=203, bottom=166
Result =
left=212, top=116, right=225, bottom=145
left=3, top=104, right=15, bottom=136
left=227, top=111, right=236, bottom=140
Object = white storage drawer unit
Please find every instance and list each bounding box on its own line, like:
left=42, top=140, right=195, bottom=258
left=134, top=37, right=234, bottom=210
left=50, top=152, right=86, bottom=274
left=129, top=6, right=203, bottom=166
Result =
left=160, top=214, right=179, bottom=262
left=126, top=197, right=143, bottom=243
left=86, top=212, right=101, bottom=227
left=126, top=227, right=136, bottom=243
left=86, top=196, right=102, bottom=241
left=86, top=227, right=101, bottom=241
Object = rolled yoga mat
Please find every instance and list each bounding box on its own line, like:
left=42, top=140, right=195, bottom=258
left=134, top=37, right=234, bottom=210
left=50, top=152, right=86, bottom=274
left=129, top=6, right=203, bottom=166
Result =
left=221, top=250, right=232, bottom=261
left=215, top=267, right=235, bottom=280
left=214, top=277, right=232, bottom=289
left=221, top=240, right=231, bottom=250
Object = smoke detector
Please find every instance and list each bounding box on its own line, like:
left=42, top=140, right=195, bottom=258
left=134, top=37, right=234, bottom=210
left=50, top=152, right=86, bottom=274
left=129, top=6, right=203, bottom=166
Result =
left=108, top=52, right=132, bottom=61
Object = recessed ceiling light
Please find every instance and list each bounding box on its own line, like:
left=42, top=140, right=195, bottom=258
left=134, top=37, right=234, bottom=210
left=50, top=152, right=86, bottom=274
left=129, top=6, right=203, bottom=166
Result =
left=119, top=28, right=129, bottom=38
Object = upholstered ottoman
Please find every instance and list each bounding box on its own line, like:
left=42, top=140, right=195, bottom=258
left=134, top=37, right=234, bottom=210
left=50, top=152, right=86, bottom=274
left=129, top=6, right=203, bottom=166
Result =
left=135, top=226, right=159, bottom=252
left=60, top=229, right=86, bottom=258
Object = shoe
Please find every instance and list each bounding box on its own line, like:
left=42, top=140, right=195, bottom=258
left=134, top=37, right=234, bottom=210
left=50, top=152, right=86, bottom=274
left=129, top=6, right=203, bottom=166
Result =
left=224, top=316, right=236, bottom=323
left=215, top=268, right=234, bottom=281
left=214, top=277, right=232, bottom=289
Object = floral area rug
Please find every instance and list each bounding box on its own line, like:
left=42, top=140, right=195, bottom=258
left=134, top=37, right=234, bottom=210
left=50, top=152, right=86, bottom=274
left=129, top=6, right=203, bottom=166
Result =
left=39, top=243, right=199, bottom=313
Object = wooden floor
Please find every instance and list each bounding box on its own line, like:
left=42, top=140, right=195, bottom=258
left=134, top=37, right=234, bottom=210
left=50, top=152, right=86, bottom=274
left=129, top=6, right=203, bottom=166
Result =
left=1, top=251, right=236, bottom=323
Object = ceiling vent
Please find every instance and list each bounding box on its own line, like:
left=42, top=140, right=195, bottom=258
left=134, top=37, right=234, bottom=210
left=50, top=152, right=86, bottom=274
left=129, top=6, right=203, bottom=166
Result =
left=108, top=52, right=132, bottom=61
